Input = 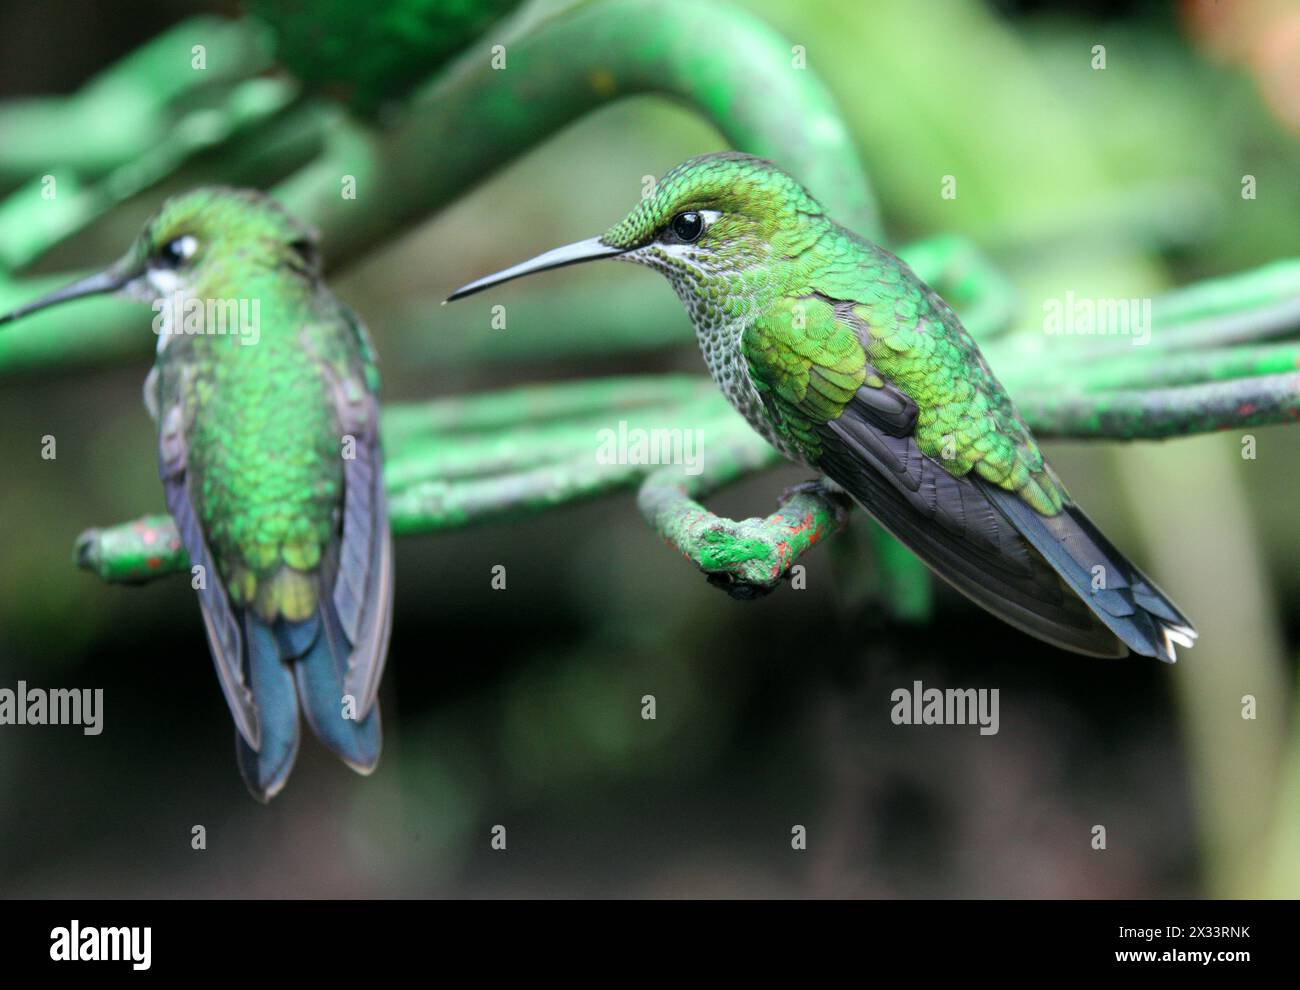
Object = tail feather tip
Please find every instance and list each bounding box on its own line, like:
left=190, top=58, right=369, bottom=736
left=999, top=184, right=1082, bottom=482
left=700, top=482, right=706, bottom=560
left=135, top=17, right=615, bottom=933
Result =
left=1157, top=622, right=1198, bottom=663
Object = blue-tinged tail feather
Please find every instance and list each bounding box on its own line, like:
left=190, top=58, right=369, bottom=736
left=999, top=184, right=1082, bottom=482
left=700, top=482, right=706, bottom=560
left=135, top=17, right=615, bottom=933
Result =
left=294, top=603, right=382, bottom=774
left=235, top=613, right=301, bottom=802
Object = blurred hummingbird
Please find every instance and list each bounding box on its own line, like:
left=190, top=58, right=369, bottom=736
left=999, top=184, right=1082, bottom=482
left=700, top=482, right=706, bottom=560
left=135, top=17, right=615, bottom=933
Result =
left=0, top=188, right=393, bottom=798
left=449, top=152, right=1196, bottom=661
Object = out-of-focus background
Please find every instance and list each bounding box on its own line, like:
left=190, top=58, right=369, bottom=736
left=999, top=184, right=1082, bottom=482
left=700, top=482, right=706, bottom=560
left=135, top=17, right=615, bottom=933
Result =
left=0, top=0, right=1297, bottom=897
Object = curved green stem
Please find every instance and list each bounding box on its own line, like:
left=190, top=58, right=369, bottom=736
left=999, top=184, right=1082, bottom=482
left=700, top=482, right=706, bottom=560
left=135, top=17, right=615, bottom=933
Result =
left=277, top=0, right=879, bottom=264
left=638, top=461, right=849, bottom=595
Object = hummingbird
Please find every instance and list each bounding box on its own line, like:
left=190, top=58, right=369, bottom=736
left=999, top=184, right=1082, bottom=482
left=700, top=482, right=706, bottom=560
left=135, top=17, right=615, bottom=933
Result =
left=448, top=152, right=1196, bottom=661
left=0, top=188, right=393, bottom=799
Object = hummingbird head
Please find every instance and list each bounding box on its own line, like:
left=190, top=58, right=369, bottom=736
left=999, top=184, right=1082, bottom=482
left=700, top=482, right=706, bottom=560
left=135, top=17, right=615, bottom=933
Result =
left=130, top=187, right=321, bottom=298
left=0, top=187, right=319, bottom=326
left=445, top=152, right=828, bottom=309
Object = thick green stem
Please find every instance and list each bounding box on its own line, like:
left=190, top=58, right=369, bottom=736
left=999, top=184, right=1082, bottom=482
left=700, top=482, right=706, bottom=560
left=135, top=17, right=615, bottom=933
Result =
left=1016, top=371, right=1300, bottom=440
left=1137, top=258, right=1300, bottom=352
left=991, top=257, right=1300, bottom=385
left=1030, top=341, right=1300, bottom=394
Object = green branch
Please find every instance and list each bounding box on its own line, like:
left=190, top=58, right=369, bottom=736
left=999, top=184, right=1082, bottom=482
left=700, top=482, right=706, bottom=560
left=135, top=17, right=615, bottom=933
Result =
left=636, top=448, right=848, bottom=596
left=1016, top=372, right=1300, bottom=441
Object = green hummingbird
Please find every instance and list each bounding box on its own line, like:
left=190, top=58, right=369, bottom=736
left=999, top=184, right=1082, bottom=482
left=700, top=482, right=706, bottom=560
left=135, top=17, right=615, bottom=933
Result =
left=0, top=188, right=393, bottom=799
left=448, top=152, right=1196, bottom=661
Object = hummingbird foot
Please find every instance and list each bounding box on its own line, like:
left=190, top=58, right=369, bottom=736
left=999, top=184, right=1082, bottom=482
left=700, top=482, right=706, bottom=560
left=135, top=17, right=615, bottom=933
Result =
left=778, top=477, right=847, bottom=506
left=706, top=571, right=780, bottom=601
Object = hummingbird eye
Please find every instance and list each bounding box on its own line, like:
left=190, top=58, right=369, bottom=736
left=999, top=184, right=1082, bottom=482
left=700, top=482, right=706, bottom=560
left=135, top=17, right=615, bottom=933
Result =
left=668, top=211, right=705, bottom=243
left=156, top=235, right=199, bottom=269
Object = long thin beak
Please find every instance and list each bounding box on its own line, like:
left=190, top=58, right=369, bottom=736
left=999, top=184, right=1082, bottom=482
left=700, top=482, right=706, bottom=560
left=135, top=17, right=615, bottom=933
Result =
left=445, top=236, right=625, bottom=302
left=0, top=268, right=131, bottom=327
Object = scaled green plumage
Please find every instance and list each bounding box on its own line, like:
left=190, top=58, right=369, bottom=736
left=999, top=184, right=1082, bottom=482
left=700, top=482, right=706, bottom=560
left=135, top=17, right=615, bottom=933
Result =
left=606, top=153, right=1065, bottom=515
left=449, top=151, right=1196, bottom=662
left=1, top=187, right=394, bottom=800
left=144, top=192, right=366, bottom=622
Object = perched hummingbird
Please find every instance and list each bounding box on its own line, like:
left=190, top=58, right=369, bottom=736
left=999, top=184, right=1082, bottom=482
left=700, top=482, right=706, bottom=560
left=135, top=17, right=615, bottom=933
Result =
left=449, top=152, right=1196, bottom=661
left=0, top=188, right=393, bottom=798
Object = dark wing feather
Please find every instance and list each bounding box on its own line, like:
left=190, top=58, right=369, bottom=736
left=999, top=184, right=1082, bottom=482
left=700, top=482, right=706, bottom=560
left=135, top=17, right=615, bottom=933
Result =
left=332, top=423, right=393, bottom=720
left=818, top=385, right=1128, bottom=658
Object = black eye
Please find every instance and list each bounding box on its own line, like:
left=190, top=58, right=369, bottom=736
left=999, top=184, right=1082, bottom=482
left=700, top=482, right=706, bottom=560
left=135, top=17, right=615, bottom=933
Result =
left=157, top=235, right=198, bottom=269
left=669, top=211, right=705, bottom=243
